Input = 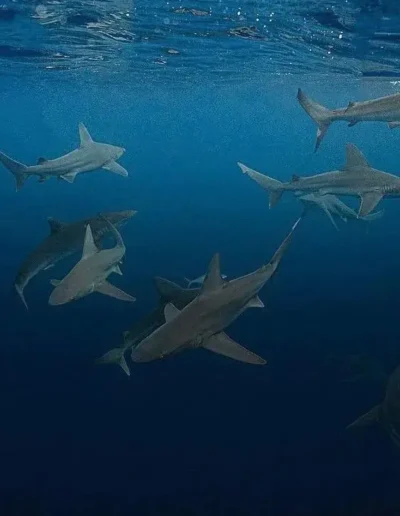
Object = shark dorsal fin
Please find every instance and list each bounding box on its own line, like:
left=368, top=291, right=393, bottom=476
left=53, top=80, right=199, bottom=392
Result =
left=344, top=144, right=370, bottom=170
left=201, top=254, right=224, bottom=294
left=47, top=217, right=67, bottom=234
left=82, top=224, right=99, bottom=259
left=79, top=123, right=93, bottom=147
left=164, top=303, right=181, bottom=322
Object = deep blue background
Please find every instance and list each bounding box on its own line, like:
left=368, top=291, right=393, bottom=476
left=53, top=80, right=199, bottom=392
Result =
left=1, top=77, right=400, bottom=514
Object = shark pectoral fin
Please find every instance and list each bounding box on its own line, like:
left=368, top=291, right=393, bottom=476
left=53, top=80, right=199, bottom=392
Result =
left=50, top=279, right=61, bottom=286
left=95, top=281, right=136, bottom=302
left=203, top=332, right=266, bottom=365
left=321, top=205, right=339, bottom=231
left=103, top=161, right=128, bottom=177
left=246, top=295, right=264, bottom=309
left=82, top=224, right=99, bottom=259
left=388, top=122, right=400, bottom=129
left=346, top=404, right=381, bottom=430
left=344, top=144, right=370, bottom=170
left=60, top=171, right=78, bottom=183
left=44, top=264, right=55, bottom=271
left=47, top=217, right=67, bottom=234
left=96, top=348, right=130, bottom=376
left=201, top=254, right=224, bottom=294
left=79, top=123, right=93, bottom=146
left=164, top=303, right=181, bottom=322
left=359, top=192, right=383, bottom=217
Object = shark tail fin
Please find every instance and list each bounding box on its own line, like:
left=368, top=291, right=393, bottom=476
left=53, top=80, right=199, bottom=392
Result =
left=346, top=404, right=381, bottom=430
left=237, top=162, right=283, bottom=208
left=15, top=284, right=28, bottom=311
left=269, top=217, right=301, bottom=271
left=297, top=89, right=333, bottom=152
left=96, top=348, right=130, bottom=376
left=0, top=152, right=29, bottom=191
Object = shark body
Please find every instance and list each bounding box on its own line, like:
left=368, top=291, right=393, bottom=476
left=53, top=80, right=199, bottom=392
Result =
left=49, top=217, right=135, bottom=306
left=297, top=88, right=400, bottom=151
left=0, top=123, right=128, bottom=191
left=130, top=218, right=300, bottom=365
left=347, top=364, right=400, bottom=449
left=239, top=143, right=400, bottom=217
left=298, top=192, right=384, bottom=230
left=15, top=210, right=136, bottom=310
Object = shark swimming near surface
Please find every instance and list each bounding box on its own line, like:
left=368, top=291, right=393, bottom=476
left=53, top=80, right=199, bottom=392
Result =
left=0, top=123, right=128, bottom=191
left=15, top=210, right=136, bottom=310
left=184, top=273, right=227, bottom=288
left=297, top=88, right=400, bottom=151
left=49, top=216, right=135, bottom=306
left=238, top=143, right=400, bottom=217
left=347, top=364, right=400, bottom=449
left=298, top=192, right=384, bottom=230
left=130, top=218, right=300, bottom=366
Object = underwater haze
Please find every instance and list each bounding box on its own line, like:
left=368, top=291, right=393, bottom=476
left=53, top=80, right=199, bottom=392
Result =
left=2, top=1, right=400, bottom=515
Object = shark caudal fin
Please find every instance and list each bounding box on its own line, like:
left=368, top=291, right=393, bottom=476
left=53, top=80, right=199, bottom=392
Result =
left=238, top=162, right=284, bottom=208
left=297, top=89, right=334, bottom=152
left=15, top=284, right=29, bottom=311
left=0, top=152, right=29, bottom=191
left=346, top=404, right=381, bottom=430
left=96, top=347, right=130, bottom=376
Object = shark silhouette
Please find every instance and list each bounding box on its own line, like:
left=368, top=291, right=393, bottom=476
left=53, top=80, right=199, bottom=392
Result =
left=0, top=123, right=128, bottom=190
left=297, top=88, right=400, bottom=151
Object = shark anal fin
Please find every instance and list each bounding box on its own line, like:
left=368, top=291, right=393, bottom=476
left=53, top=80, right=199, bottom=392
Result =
left=348, top=121, right=358, bottom=127
left=164, top=303, right=181, bottom=322
left=388, top=122, right=400, bottom=130
left=201, top=254, right=224, bottom=294
left=203, top=332, right=266, bottom=365
left=113, top=264, right=123, bottom=275
left=82, top=224, right=99, bottom=259
left=344, top=144, right=370, bottom=169
left=359, top=192, right=383, bottom=217
left=246, top=295, right=264, bottom=309
left=103, top=160, right=128, bottom=177
left=60, top=171, right=78, bottom=183
left=95, top=280, right=136, bottom=302
left=79, top=123, right=93, bottom=146
left=347, top=404, right=381, bottom=430
left=47, top=217, right=67, bottom=234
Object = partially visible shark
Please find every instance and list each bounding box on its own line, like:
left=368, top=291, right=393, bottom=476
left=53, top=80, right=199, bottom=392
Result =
left=347, top=364, right=400, bottom=449
left=0, top=123, right=128, bottom=191
left=238, top=143, right=400, bottom=217
left=184, top=273, right=227, bottom=288
left=298, top=192, right=384, bottom=230
left=15, top=210, right=136, bottom=310
left=130, top=218, right=300, bottom=366
left=49, top=217, right=135, bottom=306
left=96, top=277, right=201, bottom=375
left=297, top=88, right=400, bottom=151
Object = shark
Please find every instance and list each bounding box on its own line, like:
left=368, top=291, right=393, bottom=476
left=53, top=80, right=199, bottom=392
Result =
left=347, top=364, right=400, bottom=449
left=15, top=210, right=136, bottom=310
left=96, top=277, right=201, bottom=375
left=130, top=218, right=300, bottom=366
left=298, top=192, right=384, bottom=230
left=49, top=216, right=135, bottom=306
left=238, top=143, right=400, bottom=217
left=184, top=273, right=227, bottom=288
left=297, top=88, right=400, bottom=151
left=0, top=123, right=128, bottom=191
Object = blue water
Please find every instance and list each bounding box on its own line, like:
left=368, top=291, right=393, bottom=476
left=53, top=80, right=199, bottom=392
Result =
left=2, top=2, right=400, bottom=515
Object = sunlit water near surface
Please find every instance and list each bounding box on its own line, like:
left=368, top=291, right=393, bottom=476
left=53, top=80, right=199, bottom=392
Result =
left=2, top=1, right=400, bottom=515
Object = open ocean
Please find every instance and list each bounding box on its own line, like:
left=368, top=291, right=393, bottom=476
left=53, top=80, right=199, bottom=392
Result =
left=1, top=1, right=400, bottom=514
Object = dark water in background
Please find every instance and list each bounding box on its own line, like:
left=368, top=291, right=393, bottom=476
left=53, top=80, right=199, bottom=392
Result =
left=2, top=1, right=400, bottom=515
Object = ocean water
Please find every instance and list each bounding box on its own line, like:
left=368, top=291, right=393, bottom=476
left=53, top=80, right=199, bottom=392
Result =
left=2, top=1, right=400, bottom=515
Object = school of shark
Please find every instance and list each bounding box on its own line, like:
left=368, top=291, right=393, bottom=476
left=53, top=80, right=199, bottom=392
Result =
left=4, top=89, right=400, bottom=451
